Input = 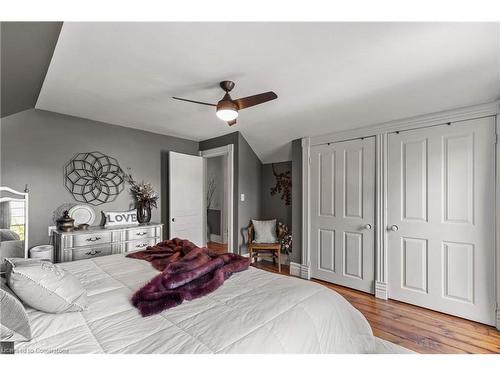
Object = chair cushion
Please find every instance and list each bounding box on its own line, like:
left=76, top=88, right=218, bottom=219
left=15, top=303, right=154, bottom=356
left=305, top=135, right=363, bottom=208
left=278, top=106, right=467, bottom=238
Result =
left=5, top=258, right=88, bottom=314
left=252, top=219, right=277, bottom=244
left=0, top=278, right=32, bottom=342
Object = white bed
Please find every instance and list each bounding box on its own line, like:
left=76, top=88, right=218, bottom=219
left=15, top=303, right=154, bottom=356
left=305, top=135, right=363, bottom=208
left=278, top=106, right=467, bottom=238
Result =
left=15, top=254, right=410, bottom=354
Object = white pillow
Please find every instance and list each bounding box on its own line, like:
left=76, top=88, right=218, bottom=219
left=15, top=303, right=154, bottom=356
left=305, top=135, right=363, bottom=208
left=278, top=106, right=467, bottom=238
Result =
left=252, top=219, right=278, bottom=244
left=5, top=258, right=88, bottom=314
left=0, top=278, right=32, bottom=342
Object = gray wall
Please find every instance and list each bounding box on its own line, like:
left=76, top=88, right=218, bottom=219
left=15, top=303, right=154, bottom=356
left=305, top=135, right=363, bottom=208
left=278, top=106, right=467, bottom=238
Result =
left=0, top=109, right=198, bottom=248
left=237, top=133, right=262, bottom=254
left=290, top=139, right=302, bottom=264
left=261, top=161, right=292, bottom=228
left=1, top=22, right=62, bottom=118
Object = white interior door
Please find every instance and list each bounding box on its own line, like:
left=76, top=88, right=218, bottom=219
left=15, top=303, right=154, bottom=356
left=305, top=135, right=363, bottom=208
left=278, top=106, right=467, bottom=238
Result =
left=387, top=117, right=496, bottom=325
left=169, top=151, right=204, bottom=247
left=310, top=137, right=375, bottom=293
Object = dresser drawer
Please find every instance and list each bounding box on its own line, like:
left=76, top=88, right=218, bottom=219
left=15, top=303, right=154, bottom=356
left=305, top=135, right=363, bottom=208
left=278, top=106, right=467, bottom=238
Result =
left=72, top=245, right=112, bottom=261
left=126, top=238, right=156, bottom=252
left=125, top=227, right=156, bottom=241
left=53, top=223, right=163, bottom=263
left=73, top=232, right=112, bottom=247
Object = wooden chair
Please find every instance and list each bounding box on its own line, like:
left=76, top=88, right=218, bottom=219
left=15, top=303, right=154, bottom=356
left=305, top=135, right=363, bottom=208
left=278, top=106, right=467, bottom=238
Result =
left=247, top=220, right=287, bottom=272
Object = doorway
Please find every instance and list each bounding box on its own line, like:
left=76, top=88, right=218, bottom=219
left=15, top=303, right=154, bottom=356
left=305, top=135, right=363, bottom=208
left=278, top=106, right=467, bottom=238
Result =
left=309, top=137, right=376, bottom=293
left=386, top=117, right=496, bottom=325
left=206, top=154, right=228, bottom=253
left=200, top=145, right=234, bottom=253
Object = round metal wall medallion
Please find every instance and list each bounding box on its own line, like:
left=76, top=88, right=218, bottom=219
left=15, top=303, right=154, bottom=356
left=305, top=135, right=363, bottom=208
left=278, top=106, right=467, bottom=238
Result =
left=64, top=151, right=125, bottom=206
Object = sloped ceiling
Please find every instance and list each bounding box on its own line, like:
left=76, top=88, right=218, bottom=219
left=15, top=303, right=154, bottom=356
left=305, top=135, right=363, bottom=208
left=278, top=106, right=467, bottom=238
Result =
left=36, top=22, right=500, bottom=162
left=1, top=22, right=62, bottom=117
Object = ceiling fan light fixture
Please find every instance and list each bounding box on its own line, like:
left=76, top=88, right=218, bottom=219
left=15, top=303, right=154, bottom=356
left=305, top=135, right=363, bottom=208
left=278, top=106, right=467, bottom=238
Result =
left=216, top=100, right=239, bottom=122
left=172, top=81, right=277, bottom=127
left=216, top=108, right=239, bottom=122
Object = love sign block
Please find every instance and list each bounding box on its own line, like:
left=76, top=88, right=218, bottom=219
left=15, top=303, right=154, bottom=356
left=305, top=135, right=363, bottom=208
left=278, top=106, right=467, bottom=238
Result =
left=104, top=209, right=138, bottom=227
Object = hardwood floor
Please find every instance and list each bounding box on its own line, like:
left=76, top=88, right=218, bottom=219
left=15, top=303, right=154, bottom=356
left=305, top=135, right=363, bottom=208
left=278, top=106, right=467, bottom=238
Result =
left=207, top=241, right=228, bottom=254
left=251, top=260, right=500, bottom=354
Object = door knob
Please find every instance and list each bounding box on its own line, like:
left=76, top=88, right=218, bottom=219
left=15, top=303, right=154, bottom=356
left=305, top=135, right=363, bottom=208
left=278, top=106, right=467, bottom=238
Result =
left=389, top=225, right=399, bottom=232
left=171, top=218, right=175, bottom=222
left=363, top=224, right=372, bottom=230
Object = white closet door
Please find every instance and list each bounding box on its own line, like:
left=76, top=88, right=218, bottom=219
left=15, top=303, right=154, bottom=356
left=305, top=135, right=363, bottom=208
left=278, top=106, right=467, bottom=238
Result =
left=169, top=151, right=204, bottom=247
left=387, top=117, right=496, bottom=325
left=310, top=137, right=375, bottom=293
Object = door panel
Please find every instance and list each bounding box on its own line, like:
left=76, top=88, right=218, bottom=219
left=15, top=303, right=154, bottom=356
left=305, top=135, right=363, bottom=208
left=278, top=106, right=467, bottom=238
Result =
left=169, top=151, right=204, bottom=247
left=402, top=139, right=428, bottom=222
left=310, top=137, right=375, bottom=293
left=401, top=237, right=428, bottom=293
left=387, top=117, right=496, bottom=325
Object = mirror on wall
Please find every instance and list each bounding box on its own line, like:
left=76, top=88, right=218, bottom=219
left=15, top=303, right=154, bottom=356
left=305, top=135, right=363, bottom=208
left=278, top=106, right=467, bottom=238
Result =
left=0, top=186, right=29, bottom=261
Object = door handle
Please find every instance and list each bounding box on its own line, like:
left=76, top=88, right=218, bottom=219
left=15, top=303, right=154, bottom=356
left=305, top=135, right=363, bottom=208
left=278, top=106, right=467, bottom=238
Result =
left=389, top=225, right=399, bottom=232
left=363, top=224, right=372, bottom=230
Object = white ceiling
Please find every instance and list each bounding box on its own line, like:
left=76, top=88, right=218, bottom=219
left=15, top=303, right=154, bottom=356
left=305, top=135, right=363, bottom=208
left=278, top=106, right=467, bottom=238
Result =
left=37, top=22, right=500, bottom=163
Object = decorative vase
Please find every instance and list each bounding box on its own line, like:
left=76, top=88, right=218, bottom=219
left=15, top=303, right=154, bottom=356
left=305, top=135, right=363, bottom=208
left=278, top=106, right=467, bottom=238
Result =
left=136, top=201, right=152, bottom=224
left=56, top=210, right=75, bottom=232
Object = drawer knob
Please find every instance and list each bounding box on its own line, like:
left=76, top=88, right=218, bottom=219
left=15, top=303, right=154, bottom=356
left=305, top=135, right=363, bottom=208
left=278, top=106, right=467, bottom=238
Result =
left=136, top=243, right=148, bottom=248
left=136, top=232, right=147, bottom=236
left=85, top=250, right=102, bottom=256
left=86, top=237, right=102, bottom=242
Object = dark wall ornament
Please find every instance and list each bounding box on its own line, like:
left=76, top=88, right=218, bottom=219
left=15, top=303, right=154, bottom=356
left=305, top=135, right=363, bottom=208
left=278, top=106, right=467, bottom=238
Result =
left=64, top=152, right=125, bottom=206
left=270, top=163, right=292, bottom=206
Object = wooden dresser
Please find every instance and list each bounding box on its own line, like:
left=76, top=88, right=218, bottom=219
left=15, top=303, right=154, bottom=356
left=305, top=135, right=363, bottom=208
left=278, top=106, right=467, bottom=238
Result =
left=52, top=223, right=163, bottom=263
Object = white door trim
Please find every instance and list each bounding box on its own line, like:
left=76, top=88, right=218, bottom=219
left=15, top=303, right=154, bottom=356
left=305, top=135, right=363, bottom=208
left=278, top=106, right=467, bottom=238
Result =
left=301, top=101, right=500, bottom=329
left=199, top=144, right=234, bottom=253
left=496, top=113, right=500, bottom=330
left=297, top=137, right=311, bottom=279
left=309, top=101, right=500, bottom=146
left=374, top=133, right=388, bottom=299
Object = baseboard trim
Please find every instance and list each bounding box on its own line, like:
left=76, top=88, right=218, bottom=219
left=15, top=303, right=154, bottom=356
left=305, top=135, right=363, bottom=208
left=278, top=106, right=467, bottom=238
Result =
left=290, top=262, right=301, bottom=277
left=290, top=262, right=311, bottom=280
left=496, top=307, right=500, bottom=331
left=300, top=264, right=311, bottom=280
left=208, top=234, right=222, bottom=243
left=375, top=281, right=388, bottom=300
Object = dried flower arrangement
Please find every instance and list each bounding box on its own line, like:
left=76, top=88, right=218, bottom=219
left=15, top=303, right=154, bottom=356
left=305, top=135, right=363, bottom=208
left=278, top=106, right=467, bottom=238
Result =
left=270, top=163, right=292, bottom=205
left=126, top=173, right=158, bottom=209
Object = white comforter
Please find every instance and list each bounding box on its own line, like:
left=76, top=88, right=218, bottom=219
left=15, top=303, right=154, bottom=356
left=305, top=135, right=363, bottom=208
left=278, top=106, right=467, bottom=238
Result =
left=16, top=254, right=406, bottom=354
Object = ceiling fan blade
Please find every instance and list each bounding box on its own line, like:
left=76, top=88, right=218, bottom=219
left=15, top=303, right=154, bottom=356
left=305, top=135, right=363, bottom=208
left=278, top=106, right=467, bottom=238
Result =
left=227, top=119, right=237, bottom=126
left=172, top=97, right=216, bottom=106
left=234, top=91, right=277, bottom=110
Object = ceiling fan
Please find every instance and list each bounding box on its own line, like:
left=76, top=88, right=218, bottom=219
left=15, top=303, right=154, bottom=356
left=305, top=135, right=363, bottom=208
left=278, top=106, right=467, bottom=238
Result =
left=172, top=81, right=277, bottom=126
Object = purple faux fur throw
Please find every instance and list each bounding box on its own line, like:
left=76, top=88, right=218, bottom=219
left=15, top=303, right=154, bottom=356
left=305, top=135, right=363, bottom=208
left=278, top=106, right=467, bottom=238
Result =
left=126, top=238, right=250, bottom=316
